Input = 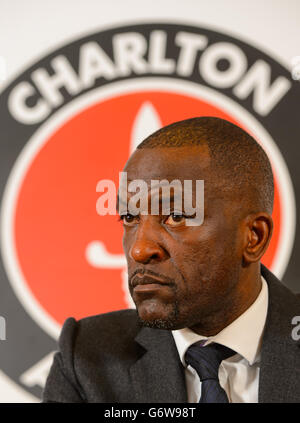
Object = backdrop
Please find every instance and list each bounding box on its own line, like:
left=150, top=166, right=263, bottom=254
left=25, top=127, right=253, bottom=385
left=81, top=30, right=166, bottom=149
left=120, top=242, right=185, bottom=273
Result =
left=0, top=0, right=299, bottom=402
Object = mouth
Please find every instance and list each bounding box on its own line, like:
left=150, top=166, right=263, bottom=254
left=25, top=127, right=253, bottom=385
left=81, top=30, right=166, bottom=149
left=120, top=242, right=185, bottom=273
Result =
left=132, top=274, right=164, bottom=287
left=130, top=273, right=174, bottom=288
left=130, top=273, right=174, bottom=291
left=133, top=283, right=172, bottom=293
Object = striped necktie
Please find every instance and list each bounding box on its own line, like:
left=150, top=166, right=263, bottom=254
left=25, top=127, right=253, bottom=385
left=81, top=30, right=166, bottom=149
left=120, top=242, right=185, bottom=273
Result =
left=185, top=341, right=235, bottom=403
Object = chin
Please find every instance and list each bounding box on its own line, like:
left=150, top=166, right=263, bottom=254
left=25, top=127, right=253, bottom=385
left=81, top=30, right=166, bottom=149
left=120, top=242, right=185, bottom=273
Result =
left=136, top=301, right=180, bottom=330
left=138, top=316, right=177, bottom=330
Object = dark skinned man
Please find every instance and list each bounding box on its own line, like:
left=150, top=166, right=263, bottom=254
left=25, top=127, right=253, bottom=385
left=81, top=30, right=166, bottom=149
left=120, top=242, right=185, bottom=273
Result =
left=43, top=117, right=300, bottom=403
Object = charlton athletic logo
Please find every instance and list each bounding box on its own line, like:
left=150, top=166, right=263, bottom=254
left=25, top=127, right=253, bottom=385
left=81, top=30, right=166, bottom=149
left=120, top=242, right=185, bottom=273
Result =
left=0, top=23, right=298, bottom=400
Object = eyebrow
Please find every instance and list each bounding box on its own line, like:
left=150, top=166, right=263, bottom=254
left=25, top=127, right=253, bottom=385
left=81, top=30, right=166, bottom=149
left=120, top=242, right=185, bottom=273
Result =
left=116, top=189, right=187, bottom=216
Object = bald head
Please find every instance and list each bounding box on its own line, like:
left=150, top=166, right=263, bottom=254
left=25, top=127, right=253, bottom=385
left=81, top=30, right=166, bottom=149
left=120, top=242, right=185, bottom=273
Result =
left=137, top=117, right=274, bottom=214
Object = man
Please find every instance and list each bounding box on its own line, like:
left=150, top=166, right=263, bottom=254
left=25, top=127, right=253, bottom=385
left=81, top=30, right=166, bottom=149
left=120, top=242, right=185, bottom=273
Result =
left=43, top=117, right=300, bottom=403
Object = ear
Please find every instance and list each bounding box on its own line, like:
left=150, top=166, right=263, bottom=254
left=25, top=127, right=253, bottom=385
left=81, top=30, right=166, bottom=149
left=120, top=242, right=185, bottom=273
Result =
left=243, top=212, right=273, bottom=265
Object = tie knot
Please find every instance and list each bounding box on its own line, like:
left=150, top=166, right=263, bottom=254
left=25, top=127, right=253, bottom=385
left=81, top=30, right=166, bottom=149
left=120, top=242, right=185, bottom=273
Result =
left=185, top=341, right=235, bottom=381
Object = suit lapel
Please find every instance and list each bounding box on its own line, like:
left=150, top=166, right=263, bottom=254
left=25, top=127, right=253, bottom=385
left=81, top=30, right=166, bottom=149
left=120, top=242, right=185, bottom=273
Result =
left=259, top=265, right=300, bottom=403
left=130, top=326, right=187, bottom=403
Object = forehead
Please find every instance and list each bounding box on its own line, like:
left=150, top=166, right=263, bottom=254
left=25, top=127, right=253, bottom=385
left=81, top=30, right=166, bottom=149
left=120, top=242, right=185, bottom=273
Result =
left=124, top=145, right=211, bottom=182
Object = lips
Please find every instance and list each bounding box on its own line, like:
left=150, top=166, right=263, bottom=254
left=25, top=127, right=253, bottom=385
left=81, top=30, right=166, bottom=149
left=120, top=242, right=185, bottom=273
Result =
left=131, top=274, right=170, bottom=288
left=130, top=271, right=174, bottom=289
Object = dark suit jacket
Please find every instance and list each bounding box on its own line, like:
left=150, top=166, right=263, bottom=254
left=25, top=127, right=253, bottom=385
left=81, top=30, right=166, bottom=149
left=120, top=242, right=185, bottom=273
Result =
left=43, top=265, right=300, bottom=403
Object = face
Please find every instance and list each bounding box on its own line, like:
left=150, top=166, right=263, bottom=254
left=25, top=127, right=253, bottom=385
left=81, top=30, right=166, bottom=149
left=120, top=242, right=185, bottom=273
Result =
left=121, top=146, right=245, bottom=332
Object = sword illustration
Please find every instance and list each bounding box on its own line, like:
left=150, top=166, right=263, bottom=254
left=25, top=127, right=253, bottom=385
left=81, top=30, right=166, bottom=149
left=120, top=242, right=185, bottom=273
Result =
left=85, top=102, right=162, bottom=307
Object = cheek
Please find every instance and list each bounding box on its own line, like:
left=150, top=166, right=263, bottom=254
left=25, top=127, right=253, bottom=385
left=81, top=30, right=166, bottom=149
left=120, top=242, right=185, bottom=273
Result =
left=168, top=243, right=211, bottom=294
left=170, top=226, right=239, bottom=288
left=171, top=227, right=216, bottom=269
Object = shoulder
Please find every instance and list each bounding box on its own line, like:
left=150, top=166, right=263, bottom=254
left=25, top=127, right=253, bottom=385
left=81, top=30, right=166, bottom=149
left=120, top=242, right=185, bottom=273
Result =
left=58, top=309, right=141, bottom=358
left=261, top=264, right=300, bottom=315
left=74, top=308, right=139, bottom=335
left=261, top=264, right=300, bottom=349
left=44, top=309, right=141, bottom=402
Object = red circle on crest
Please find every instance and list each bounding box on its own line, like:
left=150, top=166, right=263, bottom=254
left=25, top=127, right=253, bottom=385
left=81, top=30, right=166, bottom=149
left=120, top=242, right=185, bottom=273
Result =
left=14, top=91, right=281, bottom=326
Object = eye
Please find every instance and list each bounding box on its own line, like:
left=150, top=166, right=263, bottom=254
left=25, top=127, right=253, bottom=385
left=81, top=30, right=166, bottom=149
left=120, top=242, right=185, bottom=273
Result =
left=119, top=213, right=139, bottom=226
left=164, top=212, right=187, bottom=227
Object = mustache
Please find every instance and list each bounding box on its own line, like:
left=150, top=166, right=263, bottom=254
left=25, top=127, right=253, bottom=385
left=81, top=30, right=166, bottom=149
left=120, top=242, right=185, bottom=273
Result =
left=129, top=268, right=175, bottom=288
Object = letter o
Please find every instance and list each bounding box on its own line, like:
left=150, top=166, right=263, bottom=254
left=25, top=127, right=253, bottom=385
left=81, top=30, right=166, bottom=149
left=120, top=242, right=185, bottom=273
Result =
left=199, top=42, right=247, bottom=88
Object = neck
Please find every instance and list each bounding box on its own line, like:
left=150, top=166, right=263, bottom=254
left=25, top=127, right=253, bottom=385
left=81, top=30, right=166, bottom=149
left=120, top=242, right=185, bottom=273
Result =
left=189, top=264, right=262, bottom=336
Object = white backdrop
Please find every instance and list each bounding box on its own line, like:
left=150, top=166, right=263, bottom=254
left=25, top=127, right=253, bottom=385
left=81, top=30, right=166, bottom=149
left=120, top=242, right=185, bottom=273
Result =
left=0, top=0, right=299, bottom=402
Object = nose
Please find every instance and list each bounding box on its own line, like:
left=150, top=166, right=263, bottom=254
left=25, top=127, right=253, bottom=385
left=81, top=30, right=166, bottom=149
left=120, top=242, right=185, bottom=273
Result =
left=129, top=222, right=168, bottom=264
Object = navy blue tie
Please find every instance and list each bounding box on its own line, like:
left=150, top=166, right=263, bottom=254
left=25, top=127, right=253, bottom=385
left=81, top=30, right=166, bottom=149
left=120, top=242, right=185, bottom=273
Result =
left=185, top=341, right=235, bottom=403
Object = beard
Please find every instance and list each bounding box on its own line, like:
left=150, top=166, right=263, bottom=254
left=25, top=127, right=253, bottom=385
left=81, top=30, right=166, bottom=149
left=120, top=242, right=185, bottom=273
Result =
left=136, top=299, right=181, bottom=330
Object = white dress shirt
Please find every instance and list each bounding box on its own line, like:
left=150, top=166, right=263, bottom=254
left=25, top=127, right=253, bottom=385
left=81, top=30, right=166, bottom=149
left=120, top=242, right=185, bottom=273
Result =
left=172, top=276, right=268, bottom=403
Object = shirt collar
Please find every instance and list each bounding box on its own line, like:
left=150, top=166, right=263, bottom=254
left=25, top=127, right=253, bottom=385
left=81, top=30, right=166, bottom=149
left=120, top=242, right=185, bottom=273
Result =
left=172, top=276, right=268, bottom=366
